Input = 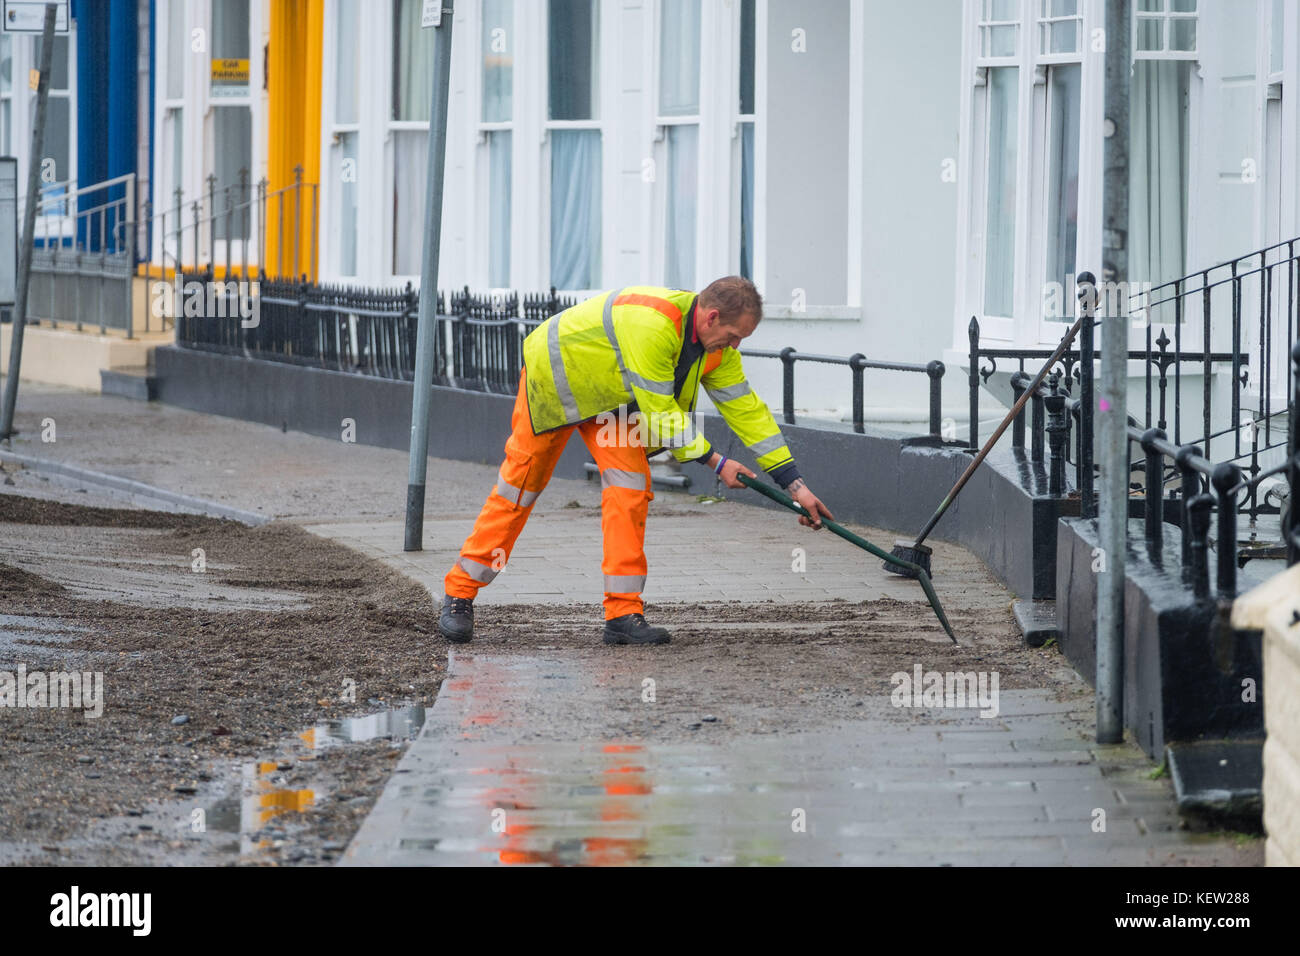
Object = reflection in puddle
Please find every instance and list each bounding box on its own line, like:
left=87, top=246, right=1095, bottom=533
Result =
left=313, top=705, right=427, bottom=746
left=481, top=743, right=654, bottom=866
left=215, top=705, right=427, bottom=859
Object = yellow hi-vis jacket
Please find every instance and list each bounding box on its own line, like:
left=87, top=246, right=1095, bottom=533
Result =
left=522, top=286, right=803, bottom=487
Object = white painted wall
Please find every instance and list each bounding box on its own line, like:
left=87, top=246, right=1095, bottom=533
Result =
left=737, top=0, right=963, bottom=418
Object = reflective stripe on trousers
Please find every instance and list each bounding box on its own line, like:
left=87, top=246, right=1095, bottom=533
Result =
left=446, top=367, right=655, bottom=620
left=604, top=573, right=647, bottom=593
left=600, top=468, right=649, bottom=492
left=457, top=556, right=500, bottom=583
left=495, top=471, right=540, bottom=507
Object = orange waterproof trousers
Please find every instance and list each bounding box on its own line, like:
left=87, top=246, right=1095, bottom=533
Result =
left=444, top=368, right=654, bottom=619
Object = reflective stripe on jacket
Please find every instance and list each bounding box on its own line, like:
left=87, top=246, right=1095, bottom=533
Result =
left=521, top=286, right=795, bottom=476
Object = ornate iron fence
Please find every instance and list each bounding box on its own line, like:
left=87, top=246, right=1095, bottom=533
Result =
left=176, top=281, right=576, bottom=392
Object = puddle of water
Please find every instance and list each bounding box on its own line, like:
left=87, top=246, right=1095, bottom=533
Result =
left=215, top=704, right=428, bottom=860
left=312, top=704, right=427, bottom=746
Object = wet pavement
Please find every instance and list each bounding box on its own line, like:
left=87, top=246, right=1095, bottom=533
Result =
left=1, top=384, right=1264, bottom=866
left=344, top=649, right=1251, bottom=866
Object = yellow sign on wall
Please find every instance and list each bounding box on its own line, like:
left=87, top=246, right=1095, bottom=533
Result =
left=211, top=58, right=250, bottom=90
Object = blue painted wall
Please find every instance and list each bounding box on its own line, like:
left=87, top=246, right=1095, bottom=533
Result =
left=72, top=0, right=137, bottom=251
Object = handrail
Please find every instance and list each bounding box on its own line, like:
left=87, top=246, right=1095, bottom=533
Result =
left=1138, top=235, right=1298, bottom=304
left=25, top=172, right=136, bottom=214
left=739, top=345, right=945, bottom=437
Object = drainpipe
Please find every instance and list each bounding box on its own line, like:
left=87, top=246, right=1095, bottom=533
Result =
left=1096, top=0, right=1131, bottom=745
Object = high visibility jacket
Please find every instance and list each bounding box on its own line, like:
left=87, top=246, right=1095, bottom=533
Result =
left=522, top=286, right=802, bottom=487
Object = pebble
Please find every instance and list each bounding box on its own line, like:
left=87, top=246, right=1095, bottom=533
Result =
left=171, top=715, right=190, bottom=726
left=701, top=715, right=717, bottom=723
left=321, top=841, right=344, bottom=851
left=687, top=722, right=702, bottom=730
left=172, top=784, right=198, bottom=795
left=77, top=755, right=94, bottom=764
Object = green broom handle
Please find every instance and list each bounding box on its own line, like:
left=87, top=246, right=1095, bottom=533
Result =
left=738, top=474, right=918, bottom=570
left=735, top=474, right=958, bottom=643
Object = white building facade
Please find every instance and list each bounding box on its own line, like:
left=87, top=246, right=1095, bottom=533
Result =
left=166, top=0, right=1294, bottom=419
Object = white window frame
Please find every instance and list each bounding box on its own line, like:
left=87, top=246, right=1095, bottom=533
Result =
left=956, top=0, right=1113, bottom=348
left=154, top=0, right=191, bottom=269
left=1129, top=1, right=1200, bottom=354
left=12, top=26, right=78, bottom=245
left=1031, top=0, right=1088, bottom=342
left=959, top=0, right=1027, bottom=343
left=385, top=0, right=436, bottom=283
left=474, top=0, right=515, bottom=292
left=1133, top=0, right=1198, bottom=60
left=202, top=0, right=256, bottom=269
left=318, top=0, right=382, bottom=284
left=731, top=0, right=759, bottom=286
left=650, top=0, right=704, bottom=291
left=540, top=0, right=603, bottom=295
left=0, top=34, right=13, bottom=157
left=1251, top=0, right=1293, bottom=405
left=322, top=0, right=362, bottom=280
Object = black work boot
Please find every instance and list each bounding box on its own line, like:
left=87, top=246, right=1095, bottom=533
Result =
left=439, top=595, right=474, bottom=643
left=603, top=612, right=671, bottom=645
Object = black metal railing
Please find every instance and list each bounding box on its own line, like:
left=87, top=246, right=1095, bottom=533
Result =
left=176, top=281, right=576, bottom=391
left=972, top=238, right=1300, bottom=478
left=176, top=283, right=950, bottom=433
left=1001, top=367, right=1078, bottom=498
left=1126, top=337, right=1300, bottom=596
left=1126, top=340, right=1300, bottom=590
left=740, top=348, right=946, bottom=437
left=1139, top=238, right=1299, bottom=459
left=975, top=244, right=1298, bottom=564
left=968, top=317, right=1246, bottom=452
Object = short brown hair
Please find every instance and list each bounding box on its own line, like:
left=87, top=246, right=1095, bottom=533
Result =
left=700, top=276, right=763, bottom=326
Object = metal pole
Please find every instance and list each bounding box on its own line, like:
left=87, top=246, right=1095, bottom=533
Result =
left=404, top=0, right=456, bottom=551
left=1, top=5, right=58, bottom=441
left=1096, top=0, right=1131, bottom=747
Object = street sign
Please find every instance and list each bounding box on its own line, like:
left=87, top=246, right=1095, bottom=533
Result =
left=0, top=158, right=15, bottom=306
left=421, top=0, right=442, bottom=28
left=2, top=1, right=69, bottom=34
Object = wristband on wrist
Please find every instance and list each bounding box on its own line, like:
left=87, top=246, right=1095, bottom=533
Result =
left=714, top=455, right=728, bottom=475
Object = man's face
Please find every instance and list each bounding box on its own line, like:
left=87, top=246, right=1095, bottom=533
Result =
left=698, top=308, right=758, bottom=353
